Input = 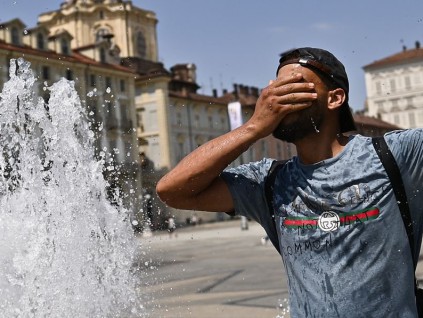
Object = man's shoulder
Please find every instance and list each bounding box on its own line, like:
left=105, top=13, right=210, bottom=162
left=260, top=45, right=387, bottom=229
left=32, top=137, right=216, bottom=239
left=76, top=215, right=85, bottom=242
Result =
left=224, top=158, right=275, bottom=175
left=384, top=128, right=423, bottom=140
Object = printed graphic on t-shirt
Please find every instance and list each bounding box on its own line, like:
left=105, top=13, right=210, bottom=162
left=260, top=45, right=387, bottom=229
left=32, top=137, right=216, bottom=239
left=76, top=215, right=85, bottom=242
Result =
left=282, top=207, right=380, bottom=232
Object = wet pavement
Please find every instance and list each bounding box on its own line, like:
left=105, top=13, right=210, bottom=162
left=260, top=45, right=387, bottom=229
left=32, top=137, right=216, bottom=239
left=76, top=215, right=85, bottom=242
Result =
left=136, top=219, right=423, bottom=318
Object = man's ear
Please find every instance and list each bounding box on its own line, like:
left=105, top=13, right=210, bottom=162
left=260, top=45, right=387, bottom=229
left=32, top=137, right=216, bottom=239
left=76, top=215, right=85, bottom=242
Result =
left=327, top=88, right=346, bottom=110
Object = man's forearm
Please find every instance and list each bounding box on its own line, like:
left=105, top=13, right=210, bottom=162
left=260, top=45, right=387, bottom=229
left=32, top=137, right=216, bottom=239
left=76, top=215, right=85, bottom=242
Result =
left=156, top=122, right=260, bottom=206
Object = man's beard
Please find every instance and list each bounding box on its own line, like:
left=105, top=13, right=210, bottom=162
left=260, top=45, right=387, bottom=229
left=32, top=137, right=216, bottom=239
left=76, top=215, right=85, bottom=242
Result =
left=272, top=102, right=324, bottom=143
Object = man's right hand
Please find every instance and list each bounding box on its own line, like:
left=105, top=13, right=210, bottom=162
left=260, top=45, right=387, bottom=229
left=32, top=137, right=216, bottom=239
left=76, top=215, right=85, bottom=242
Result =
left=247, top=73, right=317, bottom=139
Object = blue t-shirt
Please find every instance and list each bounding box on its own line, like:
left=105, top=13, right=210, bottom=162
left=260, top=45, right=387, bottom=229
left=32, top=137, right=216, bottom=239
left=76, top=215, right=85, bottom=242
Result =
left=221, top=130, right=423, bottom=317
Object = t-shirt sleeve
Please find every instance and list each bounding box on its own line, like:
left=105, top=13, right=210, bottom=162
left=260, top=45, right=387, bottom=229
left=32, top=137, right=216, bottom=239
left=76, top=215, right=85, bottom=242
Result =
left=385, top=129, right=423, bottom=185
left=220, top=158, right=274, bottom=223
left=384, top=128, right=423, bottom=258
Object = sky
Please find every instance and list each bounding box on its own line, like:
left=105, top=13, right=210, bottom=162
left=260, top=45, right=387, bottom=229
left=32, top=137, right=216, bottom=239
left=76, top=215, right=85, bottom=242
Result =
left=1, top=0, right=423, bottom=111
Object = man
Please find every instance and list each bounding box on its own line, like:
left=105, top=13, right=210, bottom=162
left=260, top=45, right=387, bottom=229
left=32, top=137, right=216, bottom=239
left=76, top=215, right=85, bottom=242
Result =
left=156, top=47, right=423, bottom=317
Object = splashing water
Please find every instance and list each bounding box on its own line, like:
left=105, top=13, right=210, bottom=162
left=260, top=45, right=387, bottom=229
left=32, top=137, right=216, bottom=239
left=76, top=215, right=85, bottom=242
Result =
left=275, top=298, right=290, bottom=318
left=310, top=117, right=320, bottom=133
left=0, top=59, right=144, bottom=317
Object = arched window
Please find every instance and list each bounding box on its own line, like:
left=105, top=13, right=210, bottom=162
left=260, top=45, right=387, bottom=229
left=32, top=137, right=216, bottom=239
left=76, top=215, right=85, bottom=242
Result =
left=37, top=33, right=45, bottom=50
left=11, top=27, right=20, bottom=45
left=136, top=31, right=147, bottom=58
left=99, top=47, right=106, bottom=63
left=96, top=28, right=110, bottom=42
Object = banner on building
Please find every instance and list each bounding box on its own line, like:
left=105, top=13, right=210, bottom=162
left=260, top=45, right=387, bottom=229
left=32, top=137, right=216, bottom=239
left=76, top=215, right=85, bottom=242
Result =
left=227, top=101, right=242, bottom=131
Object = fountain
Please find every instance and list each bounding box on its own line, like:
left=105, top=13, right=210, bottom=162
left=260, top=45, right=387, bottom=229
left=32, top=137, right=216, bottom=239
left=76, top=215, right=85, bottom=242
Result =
left=0, top=58, right=145, bottom=317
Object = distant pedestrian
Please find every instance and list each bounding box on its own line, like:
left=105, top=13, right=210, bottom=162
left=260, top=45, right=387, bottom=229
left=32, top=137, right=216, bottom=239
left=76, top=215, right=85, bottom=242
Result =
left=261, top=235, right=269, bottom=246
left=190, top=213, right=198, bottom=226
left=240, top=216, right=248, bottom=230
left=166, top=216, right=176, bottom=238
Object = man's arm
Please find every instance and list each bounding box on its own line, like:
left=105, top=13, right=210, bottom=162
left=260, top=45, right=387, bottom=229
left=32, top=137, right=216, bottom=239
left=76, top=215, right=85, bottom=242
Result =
left=156, top=73, right=317, bottom=213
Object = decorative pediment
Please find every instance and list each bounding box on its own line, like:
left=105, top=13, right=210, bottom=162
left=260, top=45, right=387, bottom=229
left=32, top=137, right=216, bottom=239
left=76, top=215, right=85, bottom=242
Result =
left=23, top=25, right=50, bottom=50
left=49, top=29, right=74, bottom=41
left=0, top=18, right=26, bottom=30
left=48, top=29, right=74, bottom=55
left=0, top=18, right=27, bottom=45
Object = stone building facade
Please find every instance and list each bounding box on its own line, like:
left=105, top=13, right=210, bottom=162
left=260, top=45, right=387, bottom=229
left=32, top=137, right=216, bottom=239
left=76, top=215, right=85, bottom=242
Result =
left=363, top=41, right=423, bottom=128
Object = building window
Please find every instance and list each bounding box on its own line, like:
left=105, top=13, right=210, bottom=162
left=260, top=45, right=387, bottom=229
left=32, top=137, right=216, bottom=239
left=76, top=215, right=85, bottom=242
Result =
left=42, top=66, right=50, bottom=80
left=220, top=117, right=226, bottom=129
left=375, top=81, right=382, bottom=94
left=287, top=144, right=293, bottom=158
left=37, top=33, right=45, bottom=50
left=261, top=140, right=267, bottom=157
left=61, top=38, right=70, bottom=55
left=177, top=142, right=184, bottom=162
left=107, top=101, right=114, bottom=116
left=404, top=76, right=411, bottom=89
left=136, top=112, right=144, bottom=132
left=136, top=31, right=147, bottom=58
left=176, top=134, right=186, bottom=162
left=11, top=27, right=20, bottom=45
left=105, top=77, right=112, bottom=90
left=99, top=11, right=104, bottom=19
left=409, top=112, right=416, bottom=127
left=375, top=101, right=384, bottom=113
left=406, top=96, right=414, bottom=107
left=208, top=116, right=213, bottom=129
left=96, top=28, right=110, bottom=42
left=120, top=103, right=129, bottom=123
left=176, top=113, right=182, bottom=126
left=394, top=114, right=400, bottom=125
left=90, top=74, right=96, bottom=87
left=391, top=99, right=399, bottom=111
left=87, top=99, right=99, bottom=124
left=194, top=114, right=200, bottom=128
left=390, top=79, right=396, bottom=92
left=418, top=111, right=423, bottom=124
left=66, top=69, right=73, bottom=80
left=276, top=142, right=282, bottom=158
left=99, top=48, right=106, bottom=63
left=120, top=79, right=126, bottom=92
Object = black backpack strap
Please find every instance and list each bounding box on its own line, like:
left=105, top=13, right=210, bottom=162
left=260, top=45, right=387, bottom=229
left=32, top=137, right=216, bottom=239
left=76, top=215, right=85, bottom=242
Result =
left=372, top=136, right=416, bottom=266
left=372, top=136, right=420, bottom=297
left=264, top=160, right=287, bottom=254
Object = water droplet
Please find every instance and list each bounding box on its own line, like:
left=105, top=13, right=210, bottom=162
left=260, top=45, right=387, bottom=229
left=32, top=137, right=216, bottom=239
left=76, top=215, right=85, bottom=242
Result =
left=311, top=117, right=320, bottom=133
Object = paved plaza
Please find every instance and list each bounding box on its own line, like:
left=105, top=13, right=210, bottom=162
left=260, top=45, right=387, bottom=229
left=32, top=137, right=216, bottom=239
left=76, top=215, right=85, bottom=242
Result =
left=136, top=220, right=289, bottom=318
left=136, top=219, right=423, bottom=318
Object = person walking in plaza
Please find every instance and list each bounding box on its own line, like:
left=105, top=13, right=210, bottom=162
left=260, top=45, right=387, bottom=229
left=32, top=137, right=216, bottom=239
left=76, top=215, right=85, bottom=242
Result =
left=166, top=216, right=176, bottom=238
left=156, top=47, right=423, bottom=317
